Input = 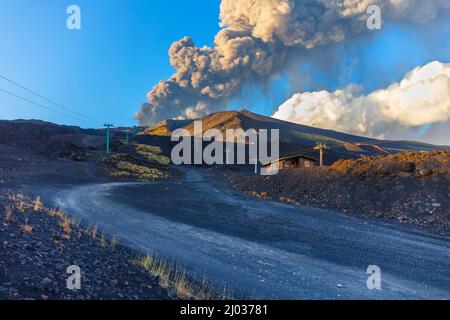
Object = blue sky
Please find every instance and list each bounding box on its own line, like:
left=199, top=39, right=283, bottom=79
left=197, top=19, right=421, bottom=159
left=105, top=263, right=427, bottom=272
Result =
left=0, top=0, right=449, bottom=128
left=0, top=0, right=221, bottom=127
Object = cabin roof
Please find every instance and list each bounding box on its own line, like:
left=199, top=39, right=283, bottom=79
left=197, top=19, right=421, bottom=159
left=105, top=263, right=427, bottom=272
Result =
left=262, top=154, right=317, bottom=167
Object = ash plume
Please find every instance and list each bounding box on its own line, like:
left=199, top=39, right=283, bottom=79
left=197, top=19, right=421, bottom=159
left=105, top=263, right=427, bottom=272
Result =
left=136, top=0, right=450, bottom=125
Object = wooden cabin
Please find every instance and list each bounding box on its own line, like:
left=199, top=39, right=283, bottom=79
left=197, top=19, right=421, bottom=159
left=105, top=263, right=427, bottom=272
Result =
left=262, top=155, right=317, bottom=174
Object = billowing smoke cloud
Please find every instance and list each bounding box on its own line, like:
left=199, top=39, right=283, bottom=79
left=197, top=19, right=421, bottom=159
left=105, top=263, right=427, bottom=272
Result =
left=273, top=61, right=450, bottom=144
left=136, top=0, right=450, bottom=125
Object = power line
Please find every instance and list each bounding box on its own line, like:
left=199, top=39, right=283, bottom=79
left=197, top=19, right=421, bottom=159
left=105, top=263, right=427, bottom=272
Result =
left=0, top=73, right=102, bottom=125
left=0, top=88, right=97, bottom=125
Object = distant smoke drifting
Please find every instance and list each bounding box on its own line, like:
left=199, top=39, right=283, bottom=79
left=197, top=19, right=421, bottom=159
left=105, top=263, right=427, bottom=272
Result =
left=273, top=61, right=450, bottom=144
left=136, top=0, right=450, bottom=125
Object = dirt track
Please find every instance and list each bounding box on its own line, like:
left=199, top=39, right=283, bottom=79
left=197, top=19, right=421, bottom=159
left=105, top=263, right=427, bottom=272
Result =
left=44, top=169, right=450, bottom=300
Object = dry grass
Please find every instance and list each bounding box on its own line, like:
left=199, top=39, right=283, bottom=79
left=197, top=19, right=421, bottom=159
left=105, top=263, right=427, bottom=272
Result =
left=47, top=208, right=75, bottom=240
left=110, top=236, right=119, bottom=250
left=2, top=194, right=38, bottom=232
left=2, top=192, right=125, bottom=251
left=85, top=226, right=118, bottom=250
left=33, top=196, right=44, bottom=212
left=5, top=204, right=16, bottom=224
left=48, top=208, right=67, bottom=219
left=89, top=225, right=98, bottom=240
left=135, top=254, right=232, bottom=300
left=21, top=215, right=34, bottom=233
left=3, top=194, right=31, bottom=224
left=21, top=223, right=34, bottom=233
left=4, top=194, right=78, bottom=239
left=248, top=191, right=270, bottom=200
left=59, top=217, right=73, bottom=240
left=99, top=233, right=107, bottom=247
left=279, top=196, right=300, bottom=205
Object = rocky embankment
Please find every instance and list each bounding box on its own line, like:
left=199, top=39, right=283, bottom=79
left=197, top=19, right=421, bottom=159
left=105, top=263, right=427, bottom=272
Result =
left=0, top=194, right=170, bottom=300
left=226, top=151, right=450, bottom=229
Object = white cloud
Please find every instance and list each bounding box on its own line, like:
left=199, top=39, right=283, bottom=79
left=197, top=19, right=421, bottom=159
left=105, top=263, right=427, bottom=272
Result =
left=273, top=61, right=450, bottom=144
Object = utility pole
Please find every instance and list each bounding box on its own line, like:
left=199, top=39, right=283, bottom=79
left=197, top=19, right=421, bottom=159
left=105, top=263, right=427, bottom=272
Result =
left=104, top=123, right=114, bottom=154
left=125, top=131, right=130, bottom=145
left=314, top=143, right=329, bottom=167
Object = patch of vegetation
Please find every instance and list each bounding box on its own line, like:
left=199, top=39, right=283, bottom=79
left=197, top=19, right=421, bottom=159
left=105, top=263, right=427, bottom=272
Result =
left=146, top=127, right=171, bottom=137
left=135, top=144, right=171, bottom=165
left=114, top=160, right=169, bottom=179
left=104, top=153, right=172, bottom=181
left=248, top=191, right=271, bottom=200
left=135, top=254, right=232, bottom=300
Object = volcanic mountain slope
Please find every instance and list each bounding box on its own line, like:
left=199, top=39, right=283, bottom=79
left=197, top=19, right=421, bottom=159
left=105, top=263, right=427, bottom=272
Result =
left=0, top=120, right=103, bottom=147
left=0, top=120, right=104, bottom=160
left=144, top=110, right=445, bottom=163
left=144, top=119, right=193, bottom=136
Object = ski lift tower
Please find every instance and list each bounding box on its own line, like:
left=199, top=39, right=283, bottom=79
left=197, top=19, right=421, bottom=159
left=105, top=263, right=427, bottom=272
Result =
left=104, top=123, right=114, bottom=154
left=314, top=142, right=329, bottom=167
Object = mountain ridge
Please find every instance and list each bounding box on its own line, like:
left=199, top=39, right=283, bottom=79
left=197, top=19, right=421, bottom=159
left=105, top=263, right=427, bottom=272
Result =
left=143, top=110, right=446, bottom=160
